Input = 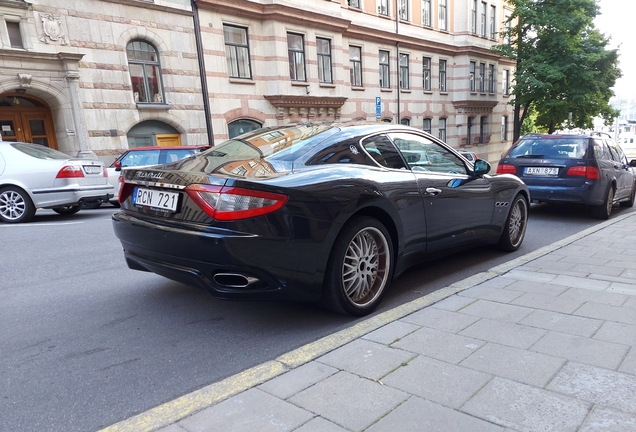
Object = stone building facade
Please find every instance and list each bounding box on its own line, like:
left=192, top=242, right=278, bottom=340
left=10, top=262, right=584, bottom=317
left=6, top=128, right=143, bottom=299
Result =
left=0, top=0, right=515, bottom=164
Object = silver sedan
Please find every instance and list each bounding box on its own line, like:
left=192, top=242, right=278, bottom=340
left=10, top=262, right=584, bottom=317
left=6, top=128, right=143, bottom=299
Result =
left=0, top=142, right=113, bottom=223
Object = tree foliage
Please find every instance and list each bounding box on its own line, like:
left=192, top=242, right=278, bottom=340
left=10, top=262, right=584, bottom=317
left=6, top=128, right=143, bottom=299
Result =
left=492, top=0, right=621, bottom=140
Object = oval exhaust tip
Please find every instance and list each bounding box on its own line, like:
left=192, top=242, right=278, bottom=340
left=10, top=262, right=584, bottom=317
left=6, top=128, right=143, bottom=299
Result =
left=213, top=273, right=259, bottom=288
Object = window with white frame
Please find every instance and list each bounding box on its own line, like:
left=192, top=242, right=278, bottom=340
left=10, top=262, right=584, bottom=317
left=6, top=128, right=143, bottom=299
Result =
left=439, top=0, right=448, bottom=31
left=480, top=2, right=487, bottom=37
left=490, top=6, right=497, bottom=39
left=439, top=59, right=447, bottom=91
left=479, top=62, right=485, bottom=93
left=439, top=118, right=447, bottom=142
left=317, top=37, right=332, bottom=84
left=223, top=25, right=251, bottom=79
left=469, top=61, right=476, bottom=92
left=503, top=69, right=510, bottom=95
left=378, top=0, right=389, bottom=16
left=422, top=0, right=432, bottom=26
left=423, top=118, right=432, bottom=134
left=350, top=46, right=363, bottom=87
left=399, top=53, right=409, bottom=89
left=287, top=33, right=306, bottom=81
left=423, top=57, right=431, bottom=91
left=5, top=20, right=24, bottom=49
left=127, top=40, right=165, bottom=104
left=379, top=50, right=390, bottom=88
left=488, top=64, right=495, bottom=93
left=471, top=0, right=477, bottom=34
left=501, top=115, right=508, bottom=141
left=398, top=0, right=409, bottom=20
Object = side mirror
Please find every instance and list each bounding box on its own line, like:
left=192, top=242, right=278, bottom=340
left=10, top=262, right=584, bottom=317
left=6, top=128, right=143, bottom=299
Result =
left=114, top=160, right=121, bottom=172
left=630, top=159, right=636, bottom=167
left=474, top=159, right=491, bottom=176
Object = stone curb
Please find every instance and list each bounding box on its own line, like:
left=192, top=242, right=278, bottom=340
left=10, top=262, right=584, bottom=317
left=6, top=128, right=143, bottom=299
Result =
left=99, top=211, right=635, bottom=432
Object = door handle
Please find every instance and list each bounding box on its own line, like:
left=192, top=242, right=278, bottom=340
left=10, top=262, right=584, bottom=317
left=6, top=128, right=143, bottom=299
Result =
left=426, top=187, right=442, bottom=195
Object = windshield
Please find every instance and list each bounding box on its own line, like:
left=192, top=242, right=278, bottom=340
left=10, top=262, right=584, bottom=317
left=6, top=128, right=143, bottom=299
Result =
left=12, top=143, right=70, bottom=160
left=198, top=124, right=339, bottom=174
left=509, top=137, right=589, bottom=159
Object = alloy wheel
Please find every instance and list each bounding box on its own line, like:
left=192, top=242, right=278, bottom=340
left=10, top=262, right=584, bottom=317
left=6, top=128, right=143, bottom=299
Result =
left=341, top=226, right=390, bottom=307
left=0, top=190, right=26, bottom=221
left=508, top=197, right=528, bottom=248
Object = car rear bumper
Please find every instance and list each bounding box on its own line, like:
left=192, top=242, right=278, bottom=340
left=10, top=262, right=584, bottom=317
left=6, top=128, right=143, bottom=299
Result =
left=32, top=185, right=114, bottom=208
left=112, top=212, right=323, bottom=302
left=527, top=182, right=604, bottom=206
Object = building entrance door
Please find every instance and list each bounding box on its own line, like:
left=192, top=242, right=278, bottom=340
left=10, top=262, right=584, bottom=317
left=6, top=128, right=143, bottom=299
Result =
left=0, top=93, right=57, bottom=149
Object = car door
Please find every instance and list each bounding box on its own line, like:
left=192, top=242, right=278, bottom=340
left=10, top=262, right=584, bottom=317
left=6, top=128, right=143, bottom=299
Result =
left=606, top=139, right=632, bottom=200
left=388, top=132, right=495, bottom=253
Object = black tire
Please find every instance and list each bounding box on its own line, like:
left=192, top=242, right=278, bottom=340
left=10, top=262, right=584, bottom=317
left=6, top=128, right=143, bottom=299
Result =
left=497, top=194, right=528, bottom=252
left=620, top=182, right=635, bottom=208
left=0, top=186, right=36, bottom=223
left=52, top=205, right=81, bottom=215
left=82, top=200, right=102, bottom=209
left=321, top=217, right=394, bottom=316
left=592, top=186, right=614, bottom=220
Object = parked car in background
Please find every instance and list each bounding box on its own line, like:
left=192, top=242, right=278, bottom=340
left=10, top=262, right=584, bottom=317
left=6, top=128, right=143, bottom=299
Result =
left=83, top=145, right=209, bottom=208
left=113, top=122, right=529, bottom=316
left=459, top=150, right=478, bottom=163
left=620, top=135, right=636, bottom=161
left=497, top=133, right=636, bottom=219
left=0, top=142, right=112, bottom=223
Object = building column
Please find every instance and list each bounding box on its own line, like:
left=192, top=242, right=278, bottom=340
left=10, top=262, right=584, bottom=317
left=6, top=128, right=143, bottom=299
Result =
left=60, top=53, right=94, bottom=158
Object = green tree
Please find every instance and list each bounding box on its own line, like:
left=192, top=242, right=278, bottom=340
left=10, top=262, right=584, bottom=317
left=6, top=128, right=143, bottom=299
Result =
left=492, top=0, right=620, bottom=140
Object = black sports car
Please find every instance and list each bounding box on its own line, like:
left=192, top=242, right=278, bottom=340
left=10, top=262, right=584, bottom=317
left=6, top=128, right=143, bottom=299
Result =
left=112, top=122, right=529, bottom=316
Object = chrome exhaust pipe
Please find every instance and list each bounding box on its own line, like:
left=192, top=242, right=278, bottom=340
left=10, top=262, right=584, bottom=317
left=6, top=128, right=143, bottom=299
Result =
left=213, top=273, right=260, bottom=288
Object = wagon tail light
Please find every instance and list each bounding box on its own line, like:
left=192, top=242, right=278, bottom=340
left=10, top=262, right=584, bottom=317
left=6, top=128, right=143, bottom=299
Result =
left=56, top=165, right=85, bottom=178
left=566, top=166, right=600, bottom=179
left=118, top=176, right=135, bottom=204
left=185, top=184, right=288, bottom=221
left=496, top=164, right=517, bottom=175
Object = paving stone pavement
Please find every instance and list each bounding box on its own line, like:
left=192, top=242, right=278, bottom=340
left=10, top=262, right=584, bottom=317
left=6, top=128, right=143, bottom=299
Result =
left=103, top=213, right=636, bottom=432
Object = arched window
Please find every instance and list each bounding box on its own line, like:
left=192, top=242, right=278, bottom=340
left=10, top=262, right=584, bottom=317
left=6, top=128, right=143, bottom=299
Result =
left=400, top=118, right=410, bottom=126
left=228, top=119, right=262, bottom=139
left=127, top=120, right=179, bottom=148
left=127, top=40, right=165, bottom=104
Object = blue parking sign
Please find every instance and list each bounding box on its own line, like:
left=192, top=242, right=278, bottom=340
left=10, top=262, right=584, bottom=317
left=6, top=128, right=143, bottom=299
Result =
left=375, top=97, right=381, bottom=119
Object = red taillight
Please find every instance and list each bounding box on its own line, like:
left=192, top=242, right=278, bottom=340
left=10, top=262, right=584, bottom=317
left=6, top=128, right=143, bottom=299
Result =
left=56, top=165, right=85, bottom=178
left=496, top=164, right=517, bottom=175
left=185, top=184, right=288, bottom=221
left=566, top=166, right=600, bottom=179
left=103, top=167, right=108, bottom=177
left=118, top=176, right=135, bottom=204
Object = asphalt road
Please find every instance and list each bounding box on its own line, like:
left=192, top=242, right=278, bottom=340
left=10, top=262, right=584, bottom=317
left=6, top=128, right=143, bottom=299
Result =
left=1, top=203, right=632, bottom=431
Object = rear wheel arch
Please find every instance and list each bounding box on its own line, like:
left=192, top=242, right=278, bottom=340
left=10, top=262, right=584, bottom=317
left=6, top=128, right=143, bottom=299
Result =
left=347, top=206, right=399, bottom=263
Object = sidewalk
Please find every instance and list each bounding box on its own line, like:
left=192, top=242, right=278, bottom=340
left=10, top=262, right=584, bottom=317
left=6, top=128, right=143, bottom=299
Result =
left=102, top=212, right=636, bottom=432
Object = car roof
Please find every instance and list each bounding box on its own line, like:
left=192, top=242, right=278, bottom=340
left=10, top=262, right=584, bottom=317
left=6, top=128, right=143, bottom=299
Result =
left=124, top=145, right=209, bottom=151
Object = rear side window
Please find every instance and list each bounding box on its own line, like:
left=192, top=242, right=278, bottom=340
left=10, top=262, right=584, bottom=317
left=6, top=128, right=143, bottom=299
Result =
left=607, top=140, right=627, bottom=164
left=361, top=134, right=407, bottom=169
left=307, top=138, right=369, bottom=165
left=163, top=149, right=195, bottom=163
left=11, top=143, right=69, bottom=160
left=509, top=137, right=589, bottom=159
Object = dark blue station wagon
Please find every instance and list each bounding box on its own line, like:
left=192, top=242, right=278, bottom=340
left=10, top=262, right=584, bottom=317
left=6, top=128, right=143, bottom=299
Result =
left=497, top=133, right=636, bottom=219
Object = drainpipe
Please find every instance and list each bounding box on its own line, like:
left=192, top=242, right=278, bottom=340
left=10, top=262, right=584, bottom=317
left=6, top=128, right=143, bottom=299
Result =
left=191, top=0, right=214, bottom=145
left=395, top=0, right=400, bottom=124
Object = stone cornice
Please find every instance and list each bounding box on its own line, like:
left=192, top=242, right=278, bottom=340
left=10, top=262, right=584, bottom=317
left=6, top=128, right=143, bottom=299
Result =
left=264, top=95, right=347, bottom=108
left=0, top=0, right=29, bottom=10
left=0, top=50, right=83, bottom=63
left=100, top=0, right=193, bottom=16
left=195, top=0, right=351, bottom=33
left=452, top=100, right=499, bottom=113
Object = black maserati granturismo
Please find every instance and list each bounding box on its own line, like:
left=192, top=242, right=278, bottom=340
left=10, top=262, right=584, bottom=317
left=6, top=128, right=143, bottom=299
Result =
left=112, top=122, right=529, bottom=316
